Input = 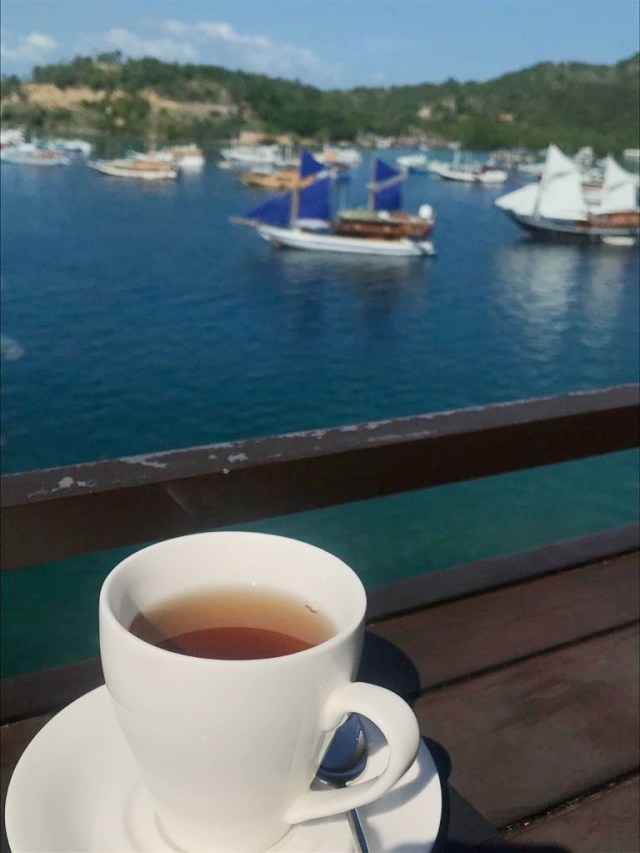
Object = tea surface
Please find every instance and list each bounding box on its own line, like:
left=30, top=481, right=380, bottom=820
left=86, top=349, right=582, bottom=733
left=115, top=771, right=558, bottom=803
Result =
left=129, top=587, right=335, bottom=660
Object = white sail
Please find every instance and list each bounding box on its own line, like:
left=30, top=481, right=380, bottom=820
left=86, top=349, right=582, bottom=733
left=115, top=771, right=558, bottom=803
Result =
left=537, top=144, right=589, bottom=221
left=596, top=156, right=639, bottom=214
left=494, top=182, right=539, bottom=215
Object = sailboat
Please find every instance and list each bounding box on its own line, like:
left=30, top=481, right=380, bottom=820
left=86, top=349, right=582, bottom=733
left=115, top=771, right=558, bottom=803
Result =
left=495, top=144, right=640, bottom=244
left=232, top=149, right=436, bottom=257
left=430, top=146, right=507, bottom=184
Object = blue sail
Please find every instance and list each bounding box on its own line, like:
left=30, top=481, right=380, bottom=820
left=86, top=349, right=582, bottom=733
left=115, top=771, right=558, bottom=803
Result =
left=374, top=159, right=402, bottom=183
left=300, top=148, right=326, bottom=179
left=298, top=176, right=331, bottom=221
left=242, top=190, right=291, bottom=226
left=240, top=150, right=330, bottom=227
left=372, top=158, right=404, bottom=212
left=374, top=182, right=403, bottom=212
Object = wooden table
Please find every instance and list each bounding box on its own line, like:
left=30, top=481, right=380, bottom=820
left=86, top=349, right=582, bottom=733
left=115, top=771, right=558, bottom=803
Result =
left=2, top=550, right=639, bottom=852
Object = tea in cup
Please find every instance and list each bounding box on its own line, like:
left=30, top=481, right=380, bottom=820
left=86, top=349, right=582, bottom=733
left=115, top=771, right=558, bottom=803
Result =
left=99, top=531, right=420, bottom=852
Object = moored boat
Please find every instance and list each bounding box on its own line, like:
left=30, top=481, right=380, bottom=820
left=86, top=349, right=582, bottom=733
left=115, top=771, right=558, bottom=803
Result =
left=0, top=143, right=70, bottom=167
left=232, top=149, right=435, bottom=257
left=239, top=166, right=314, bottom=190
left=315, top=146, right=362, bottom=168
left=142, top=144, right=205, bottom=171
left=219, top=143, right=290, bottom=170
left=396, top=153, right=429, bottom=173
left=88, top=154, right=177, bottom=180
left=431, top=158, right=507, bottom=184
left=495, top=145, right=640, bottom=243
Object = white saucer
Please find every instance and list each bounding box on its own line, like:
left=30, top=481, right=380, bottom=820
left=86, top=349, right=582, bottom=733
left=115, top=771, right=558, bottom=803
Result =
left=6, top=686, right=442, bottom=852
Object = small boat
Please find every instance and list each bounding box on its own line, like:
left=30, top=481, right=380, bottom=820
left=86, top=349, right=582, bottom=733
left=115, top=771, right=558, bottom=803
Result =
left=430, top=154, right=507, bottom=184
left=239, top=166, right=314, bottom=190
left=142, top=144, right=205, bottom=171
left=219, top=143, right=289, bottom=170
left=495, top=145, right=640, bottom=244
left=88, top=154, right=177, bottom=180
left=0, top=128, right=26, bottom=148
left=45, top=138, right=93, bottom=156
left=0, top=143, right=70, bottom=166
left=396, top=153, right=429, bottom=173
left=315, top=146, right=362, bottom=168
left=232, top=149, right=435, bottom=257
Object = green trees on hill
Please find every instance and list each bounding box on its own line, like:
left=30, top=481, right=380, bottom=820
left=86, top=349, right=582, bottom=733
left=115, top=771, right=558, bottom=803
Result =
left=3, top=52, right=638, bottom=152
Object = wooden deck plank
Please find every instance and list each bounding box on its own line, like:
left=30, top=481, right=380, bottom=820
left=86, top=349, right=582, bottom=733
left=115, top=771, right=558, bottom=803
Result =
left=413, top=624, right=640, bottom=828
left=505, top=776, right=640, bottom=852
left=369, top=553, right=639, bottom=690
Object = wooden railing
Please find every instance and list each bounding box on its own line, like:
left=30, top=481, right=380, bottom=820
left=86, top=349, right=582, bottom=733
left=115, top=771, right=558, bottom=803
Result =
left=2, top=386, right=639, bottom=850
left=2, top=384, right=639, bottom=573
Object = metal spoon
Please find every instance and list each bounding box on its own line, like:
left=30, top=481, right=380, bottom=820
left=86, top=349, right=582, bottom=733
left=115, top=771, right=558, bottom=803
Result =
left=317, top=714, right=370, bottom=853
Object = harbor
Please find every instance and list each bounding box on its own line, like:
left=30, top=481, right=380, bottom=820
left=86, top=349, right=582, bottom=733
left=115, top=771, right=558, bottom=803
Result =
left=1, top=10, right=639, bottom=850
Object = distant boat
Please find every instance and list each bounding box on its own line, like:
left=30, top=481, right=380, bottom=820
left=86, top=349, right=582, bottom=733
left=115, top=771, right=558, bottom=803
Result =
left=88, top=154, right=177, bottom=181
left=0, top=143, right=70, bottom=167
left=396, top=153, right=429, bottom=173
left=430, top=151, right=507, bottom=184
left=219, top=143, right=290, bottom=170
left=315, top=146, right=362, bottom=168
left=495, top=144, right=640, bottom=244
left=239, top=166, right=314, bottom=190
left=141, top=144, right=205, bottom=171
left=45, top=138, right=93, bottom=156
left=232, top=149, right=436, bottom=257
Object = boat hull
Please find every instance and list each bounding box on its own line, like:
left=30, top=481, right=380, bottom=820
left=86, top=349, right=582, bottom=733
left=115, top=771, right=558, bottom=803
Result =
left=433, top=165, right=507, bottom=184
left=1, top=152, right=70, bottom=166
left=89, top=161, right=177, bottom=180
left=507, top=211, right=639, bottom=243
left=257, top=225, right=435, bottom=257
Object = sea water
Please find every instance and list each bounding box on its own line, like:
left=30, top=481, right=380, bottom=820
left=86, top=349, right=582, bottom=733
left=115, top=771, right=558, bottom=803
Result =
left=1, top=148, right=638, bottom=675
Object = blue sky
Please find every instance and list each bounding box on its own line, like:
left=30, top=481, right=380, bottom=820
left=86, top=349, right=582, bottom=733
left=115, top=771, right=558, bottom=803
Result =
left=1, top=0, right=638, bottom=89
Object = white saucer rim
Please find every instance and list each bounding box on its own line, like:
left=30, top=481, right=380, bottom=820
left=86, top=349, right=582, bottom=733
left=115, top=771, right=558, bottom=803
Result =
left=6, top=685, right=442, bottom=853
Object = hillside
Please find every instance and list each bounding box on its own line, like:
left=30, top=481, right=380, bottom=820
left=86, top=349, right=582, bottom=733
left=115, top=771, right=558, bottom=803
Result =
left=1, top=52, right=638, bottom=153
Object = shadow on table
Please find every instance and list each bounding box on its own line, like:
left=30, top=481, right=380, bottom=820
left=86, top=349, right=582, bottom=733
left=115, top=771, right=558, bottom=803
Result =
left=357, top=631, right=422, bottom=702
left=426, top=737, right=570, bottom=853
left=358, top=632, right=569, bottom=853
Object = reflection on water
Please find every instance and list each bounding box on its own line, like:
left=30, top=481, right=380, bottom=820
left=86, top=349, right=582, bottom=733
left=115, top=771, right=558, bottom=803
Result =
left=269, top=245, right=431, bottom=292
left=493, top=241, right=637, bottom=368
left=267, top=246, right=432, bottom=342
left=493, top=242, right=580, bottom=361
left=0, top=334, right=25, bottom=362
left=580, top=249, right=631, bottom=349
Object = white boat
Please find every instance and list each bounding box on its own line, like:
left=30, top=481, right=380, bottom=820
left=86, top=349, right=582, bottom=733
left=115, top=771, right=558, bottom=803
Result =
left=431, top=153, right=507, bottom=184
left=142, top=144, right=205, bottom=171
left=255, top=225, right=434, bottom=256
left=396, top=153, right=429, bottom=173
left=232, top=149, right=435, bottom=258
left=495, top=145, right=640, bottom=243
left=88, top=154, right=177, bottom=180
left=623, top=148, right=640, bottom=162
left=219, top=143, right=288, bottom=170
left=315, top=146, right=362, bottom=168
left=45, top=138, right=92, bottom=156
left=0, top=142, right=70, bottom=166
left=0, top=127, right=26, bottom=148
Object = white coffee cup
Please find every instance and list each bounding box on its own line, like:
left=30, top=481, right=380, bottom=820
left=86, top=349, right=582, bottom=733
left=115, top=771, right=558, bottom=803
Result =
left=99, top=531, right=420, bottom=852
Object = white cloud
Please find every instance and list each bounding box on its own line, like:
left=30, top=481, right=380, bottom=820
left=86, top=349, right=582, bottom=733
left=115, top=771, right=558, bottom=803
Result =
left=148, top=19, right=342, bottom=86
left=3, top=19, right=343, bottom=86
left=1, top=31, right=57, bottom=63
left=104, top=27, right=198, bottom=63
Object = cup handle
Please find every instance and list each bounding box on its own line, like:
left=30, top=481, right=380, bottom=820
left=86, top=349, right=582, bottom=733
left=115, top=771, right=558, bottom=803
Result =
left=284, top=681, right=420, bottom=824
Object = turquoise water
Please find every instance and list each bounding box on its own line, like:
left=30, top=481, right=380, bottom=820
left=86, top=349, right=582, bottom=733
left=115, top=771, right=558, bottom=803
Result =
left=1, top=148, right=639, bottom=676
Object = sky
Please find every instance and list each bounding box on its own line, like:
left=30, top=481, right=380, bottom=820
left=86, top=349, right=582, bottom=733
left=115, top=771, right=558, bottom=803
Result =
left=1, top=0, right=639, bottom=90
